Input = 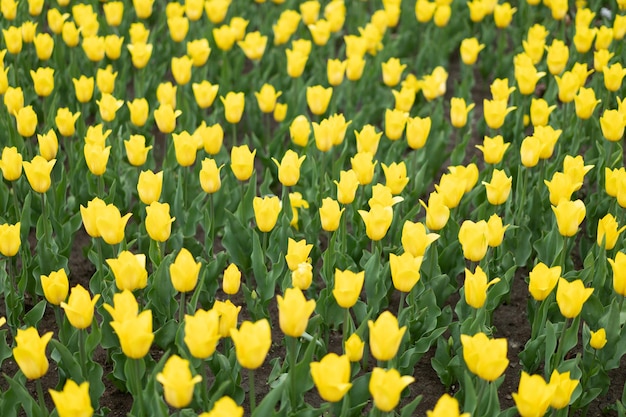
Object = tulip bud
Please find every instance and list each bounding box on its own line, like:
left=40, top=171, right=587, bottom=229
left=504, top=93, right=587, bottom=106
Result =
left=369, top=367, right=415, bottom=412
left=23, top=156, right=55, bottom=193
left=310, top=353, right=352, bottom=402
left=184, top=309, right=221, bottom=359
left=106, top=251, right=148, bottom=291
left=13, top=327, right=53, bottom=380
left=0, top=147, right=22, bottom=181
left=368, top=311, right=406, bottom=361
left=192, top=81, right=219, bottom=109
left=222, top=263, right=241, bottom=295
left=61, top=285, right=100, bottom=330
left=230, top=319, right=272, bottom=369
left=306, top=85, right=333, bottom=115
left=590, top=328, right=607, bottom=350
left=253, top=195, right=281, bottom=232
left=220, top=91, right=245, bottom=124
left=15, top=106, right=38, bottom=137
left=41, top=269, right=69, bottom=305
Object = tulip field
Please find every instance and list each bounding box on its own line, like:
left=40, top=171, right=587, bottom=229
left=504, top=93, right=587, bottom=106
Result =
left=3, top=0, right=626, bottom=415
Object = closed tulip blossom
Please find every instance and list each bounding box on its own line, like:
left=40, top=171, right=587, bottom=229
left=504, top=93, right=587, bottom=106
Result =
left=384, top=108, right=409, bottom=140
left=552, top=199, right=586, bottom=237
left=608, top=252, right=626, bottom=296
left=253, top=195, right=281, bottom=232
left=222, top=263, right=241, bottom=294
left=103, top=291, right=139, bottom=324
left=464, top=266, right=500, bottom=309
left=310, top=353, right=352, bottom=402
left=200, top=396, right=243, bottom=417
left=368, top=311, right=406, bottom=361
left=369, top=367, right=415, bottom=412
left=231, top=319, right=272, bottom=369
left=255, top=84, right=281, bottom=113
left=199, top=158, right=223, bottom=194
left=401, top=221, right=439, bottom=257
left=61, top=284, right=100, bottom=330
left=173, top=131, right=197, bottom=167
left=170, top=248, right=201, bottom=293
left=285, top=238, right=313, bottom=271
left=527, top=262, right=561, bottom=301
left=41, top=268, right=69, bottom=305
left=15, top=106, right=38, bottom=137
left=154, top=104, right=182, bottom=134
left=220, top=91, right=245, bottom=124
left=0, top=146, right=23, bottom=181
left=574, top=87, right=601, bottom=120
left=124, top=135, right=151, bottom=167
left=419, top=192, right=450, bottom=231
left=157, top=355, right=202, bottom=408
left=381, top=57, right=406, bottom=87
left=106, top=251, right=148, bottom=291
left=449, top=98, right=475, bottom=129
left=333, top=269, right=365, bottom=308
left=458, top=220, right=489, bottom=262
left=230, top=145, right=256, bottom=181
left=192, top=81, right=219, bottom=109
left=476, top=135, right=510, bottom=164
left=334, top=170, right=359, bottom=205
left=549, top=370, right=578, bottom=409
left=513, top=372, right=555, bottom=417
left=600, top=109, right=625, bottom=142
left=290, top=115, right=311, bottom=147
left=460, top=332, right=509, bottom=381
left=49, top=380, right=94, bottom=417
left=359, top=205, right=393, bottom=241
left=460, top=37, right=485, bottom=65
left=597, top=214, right=626, bottom=250
left=277, top=287, right=316, bottom=337
left=389, top=252, right=423, bottom=293
left=145, top=202, right=175, bottom=242
left=483, top=99, right=516, bottom=129
left=556, top=278, right=593, bottom=318
left=483, top=169, right=512, bottom=205
left=603, top=63, right=626, bottom=92
left=590, top=328, right=607, bottom=350
left=238, top=31, right=267, bottom=61
left=30, top=67, right=54, bottom=97
left=529, top=98, right=556, bottom=127
left=319, top=197, right=344, bottom=232
left=272, top=149, right=306, bottom=187
left=96, top=203, right=132, bottom=245
left=110, top=309, right=154, bottom=359
left=0, top=222, right=21, bottom=257
left=306, top=85, right=333, bottom=115
left=13, top=327, right=53, bottom=380
left=137, top=170, right=163, bottom=205
left=23, top=156, right=55, bottom=193
left=427, top=393, right=470, bottom=417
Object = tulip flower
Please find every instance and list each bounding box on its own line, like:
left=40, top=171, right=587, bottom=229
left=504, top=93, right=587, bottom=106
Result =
left=197, top=123, right=223, bottom=155
left=49, top=380, right=94, bottom=417
left=169, top=248, right=201, bottom=293
left=172, top=131, right=197, bottom=167
left=345, top=55, right=366, bottom=80
left=319, top=198, right=344, bottom=232
left=350, top=151, right=376, bottom=185
left=460, top=332, right=509, bottom=381
left=384, top=108, right=408, bottom=140
left=457, top=220, right=489, bottom=262
left=310, top=353, right=352, bottom=402
left=308, top=19, right=331, bottom=45
left=145, top=202, right=175, bottom=242
left=556, top=278, right=593, bottom=318
left=199, top=158, right=223, bottom=194
left=527, top=262, right=561, bottom=301
left=449, top=97, right=474, bottom=129
left=285, top=239, right=313, bottom=271
left=126, top=99, right=149, bottom=127
left=345, top=333, right=364, bottom=362
left=238, top=31, right=267, bottom=61
left=603, top=63, right=626, bottom=92
left=609, top=252, right=626, bottom=296
left=23, top=156, right=55, bottom=193
left=548, top=370, right=578, bottom=409
left=552, top=199, right=586, bottom=237
left=13, top=327, right=53, bottom=380
left=186, top=39, right=211, bottom=66
left=103, top=291, right=139, bottom=323
left=220, top=91, right=245, bottom=124
left=254, top=84, right=281, bottom=114
left=30, top=67, right=54, bottom=97
left=400, top=221, right=438, bottom=258
left=200, top=396, right=243, bottom=417
left=306, top=85, right=332, bottom=115
left=289, top=115, right=311, bottom=147
left=53, top=108, right=79, bottom=137
left=15, top=106, right=38, bottom=137
left=212, top=300, right=240, bottom=338
left=333, top=269, right=365, bottom=308
left=253, top=195, right=281, bottom=232
left=72, top=76, right=95, bottom=103
left=381, top=57, right=406, bottom=87
left=230, top=145, right=256, bottom=181
left=512, top=373, right=556, bottom=417
left=61, top=284, right=100, bottom=329
left=327, top=58, right=347, bottom=86
left=231, top=319, right=272, bottom=369
left=192, top=81, right=219, bottom=109
left=0, top=222, right=20, bottom=257
left=127, top=42, right=153, bottom=69
left=483, top=99, right=516, bottom=130
left=359, top=205, right=393, bottom=241
left=597, top=214, right=626, bottom=250
left=84, top=144, right=111, bottom=176
left=184, top=309, right=220, bottom=359
left=545, top=39, right=568, bottom=75
left=369, top=367, right=414, bottom=412
left=600, top=109, right=625, bottom=142
left=272, top=150, right=306, bottom=187
left=157, top=355, right=202, bottom=408
left=103, top=1, right=123, bottom=26
left=389, top=252, right=423, bottom=293
left=107, top=251, right=148, bottom=291
left=368, top=311, right=406, bottom=361
left=544, top=172, right=579, bottom=206
left=590, top=328, right=607, bottom=350
left=222, top=264, right=241, bottom=295
left=277, top=287, right=316, bottom=337
left=137, top=170, right=163, bottom=205
left=4, top=86, right=24, bottom=115
left=427, top=393, right=470, bottom=417
left=476, top=135, right=510, bottom=165
left=333, top=170, right=359, bottom=205
left=110, top=310, right=154, bottom=359
left=154, top=104, right=182, bottom=134
left=464, top=266, right=500, bottom=309
left=41, top=269, right=69, bottom=305
left=460, top=37, right=485, bottom=65
left=529, top=98, right=556, bottom=127
left=124, top=135, right=151, bottom=167
left=419, top=192, right=450, bottom=231
left=96, top=203, right=132, bottom=245
left=0, top=147, right=23, bottom=181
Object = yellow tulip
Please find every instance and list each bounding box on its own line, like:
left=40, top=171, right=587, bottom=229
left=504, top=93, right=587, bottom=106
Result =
left=172, top=131, right=197, bottom=167
left=230, top=145, right=256, bottom=181
left=13, top=327, right=53, bottom=380
left=157, top=355, right=202, bottom=408
left=41, top=268, right=69, bottom=305
left=200, top=158, right=223, bottom=194
left=84, top=144, right=111, bottom=176
left=222, top=264, right=241, bottom=295
left=459, top=37, right=485, bottom=65
left=230, top=319, right=272, bottom=369
left=460, top=332, right=509, bottom=381
left=200, top=396, right=243, bottom=417
left=238, top=31, right=267, bottom=61
left=0, top=147, right=22, bottom=181
left=23, top=156, right=55, bottom=193
left=590, top=328, right=607, bottom=350
left=419, top=192, right=450, bottom=231
left=552, top=199, right=586, bottom=237
left=608, top=252, right=626, bottom=296
left=476, top=135, right=510, bottom=165
left=512, top=372, right=555, bottom=417
left=220, top=91, right=245, bottom=124
left=192, top=81, right=220, bottom=109
left=272, top=150, right=306, bottom=187
left=464, top=266, right=500, bottom=309
left=310, top=353, right=352, bottom=402
left=106, top=251, right=148, bottom=291
left=170, top=248, right=201, bottom=293
left=49, top=380, right=94, bottom=417
left=369, top=367, right=414, bottom=412
left=154, top=104, right=182, bottom=134
left=110, top=310, right=154, bottom=359
left=381, top=57, right=406, bottom=87
left=368, top=311, right=406, bottom=361
left=277, top=287, right=316, bottom=337
left=427, top=393, right=470, bottom=417
left=285, top=239, right=313, bottom=271
left=72, top=76, right=94, bottom=103
left=102, top=290, right=139, bottom=323
left=306, top=85, right=333, bottom=115
left=15, top=106, right=38, bottom=137
left=96, top=203, right=132, bottom=245
left=333, top=269, right=365, bottom=308
left=185, top=309, right=221, bottom=359
left=60, top=284, right=100, bottom=330
left=556, top=278, right=593, bottom=318
left=549, top=370, right=578, bottom=409
left=458, top=220, right=489, bottom=262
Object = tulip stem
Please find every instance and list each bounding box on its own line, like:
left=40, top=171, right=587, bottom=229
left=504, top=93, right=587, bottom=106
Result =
left=339, top=392, right=350, bottom=417
left=343, top=308, right=350, bottom=348
left=201, top=361, right=211, bottom=411
left=36, top=378, right=48, bottom=417
left=560, top=236, right=569, bottom=272
left=208, top=194, right=215, bottom=258
left=97, top=174, right=105, bottom=196
left=288, top=336, right=299, bottom=411
left=78, top=329, right=88, bottom=380
left=248, top=368, right=256, bottom=414
left=132, top=358, right=145, bottom=417
left=179, top=291, right=186, bottom=323
left=553, top=318, right=571, bottom=371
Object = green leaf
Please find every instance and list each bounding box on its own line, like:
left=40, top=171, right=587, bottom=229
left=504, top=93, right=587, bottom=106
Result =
left=23, top=300, right=47, bottom=328
left=50, top=338, right=83, bottom=381
left=251, top=371, right=287, bottom=417
left=400, top=394, right=422, bottom=417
